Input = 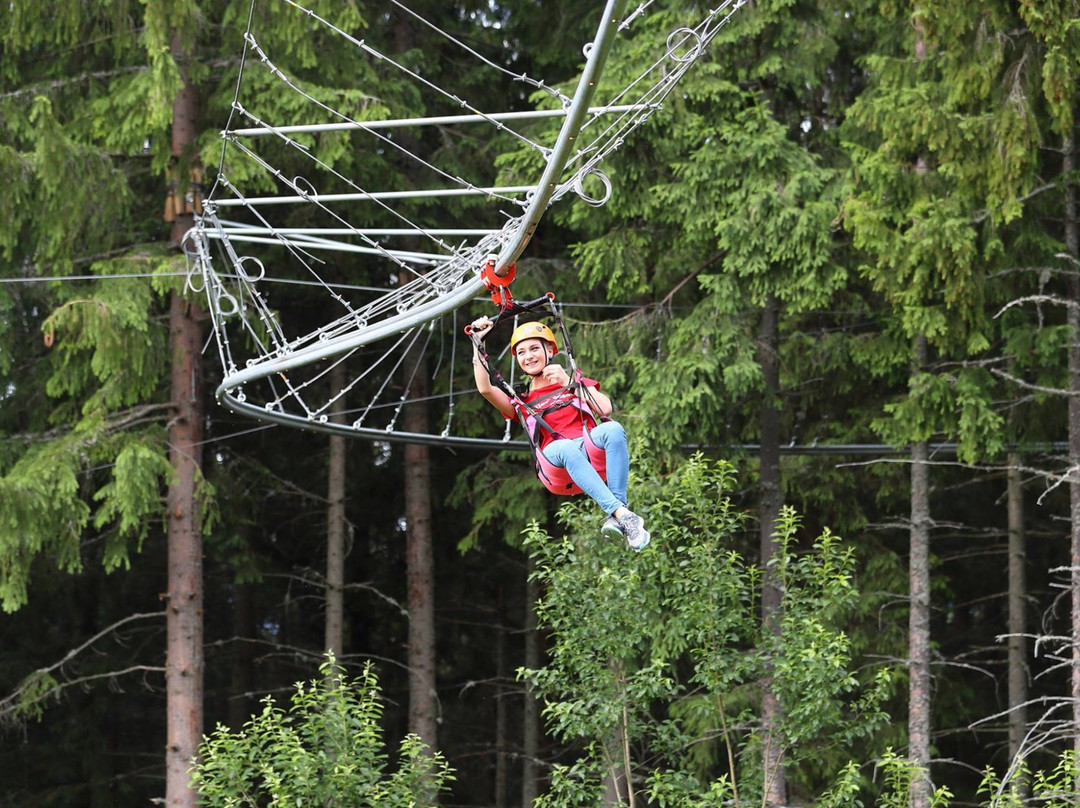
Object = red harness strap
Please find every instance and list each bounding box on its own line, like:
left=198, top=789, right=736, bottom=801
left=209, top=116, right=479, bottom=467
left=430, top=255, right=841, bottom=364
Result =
left=517, top=383, right=608, bottom=496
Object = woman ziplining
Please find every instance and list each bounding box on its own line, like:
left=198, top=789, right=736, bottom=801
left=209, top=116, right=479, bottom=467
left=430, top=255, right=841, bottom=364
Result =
left=467, top=275, right=650, bottom=551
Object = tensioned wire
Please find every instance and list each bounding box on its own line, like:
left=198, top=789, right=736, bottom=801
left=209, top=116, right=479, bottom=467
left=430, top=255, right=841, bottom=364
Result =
left=0, top=271, right=689, bottom=314
left=233, top=32, right=534, bottom=208
left=206, top=0, right=528, bottom=339
left=200, top=0, right=624, bottom=379
left=10, top=2, right=1035, bottom=460
left=276, top=0, right=558, bottom=154
left=553, top=0, right=751, bottom=206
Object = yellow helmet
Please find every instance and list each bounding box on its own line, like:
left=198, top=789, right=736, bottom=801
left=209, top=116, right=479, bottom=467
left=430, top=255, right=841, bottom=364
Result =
left=509, top=322, right=558, bottom=356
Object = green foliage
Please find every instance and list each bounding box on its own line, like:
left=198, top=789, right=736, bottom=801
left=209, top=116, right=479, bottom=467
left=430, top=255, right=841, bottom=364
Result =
left=92, top=436, right=174, bottom=559
left=11, top=670, right=61, bottom=723
left=193, top=657, right=453, bottom=807
left=0, top=440, right=90, bottom=612
left=4, top=1, right=1080, bottom=804
left=508, top=0, right=865, bottom=467
left=1017, top=2, right=1080, bottom=133
left=20, top=96, right=133, bottom=268
left=447, top=452, right=549, bottom=551
left=42, top=257, right=170, bottom=414
left=871, top=750, right=954, bottom=808
left=872, top=366, right=1005, bottom=462
left=839, top=0, right=1061, bottom=463
left=0, top=416, right=186, bottom=611
left=978, top=751, right=1080, bottom=808
left=0, top=247, right=191, bottom=611
left=520, top=455, right=890, bottom=806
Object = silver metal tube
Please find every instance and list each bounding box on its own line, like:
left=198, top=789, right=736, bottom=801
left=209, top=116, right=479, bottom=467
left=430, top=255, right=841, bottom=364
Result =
left=229, top=104, right=649, bottom=136
left=201, top=231, right=453, bottom=261
left=209, top=2, right=631, bottom=424
left=493, top=0, right=631, bottom=276
left=216, top=227, right=497, bottom=237
left=216, top=274, right=487, bottom=395
left=212, top=185, right=535, bottom=207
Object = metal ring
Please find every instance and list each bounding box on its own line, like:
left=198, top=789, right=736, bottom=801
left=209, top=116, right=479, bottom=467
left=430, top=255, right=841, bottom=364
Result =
left=236, top=255, right=265, bottom=282
left=667, top=28, right=703, bottom=64
left=215, top=289, right=240, bottom=318
left=573, top=168, right=612, bottom=207
left=293, top=175, right=317, bottom=198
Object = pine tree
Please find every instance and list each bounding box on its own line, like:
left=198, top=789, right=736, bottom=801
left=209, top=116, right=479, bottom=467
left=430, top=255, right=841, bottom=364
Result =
left=1015, top=0, right=1080, bottom=760
left=0, top=2, right=403, bottom=804
left=545, top=2, right=863, bottom=801
left=842, top=1, right=1062, bottom=798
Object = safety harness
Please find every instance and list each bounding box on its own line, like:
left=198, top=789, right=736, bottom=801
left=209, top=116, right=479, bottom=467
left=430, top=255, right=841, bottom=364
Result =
left=467, top=258, right=609, bottom=495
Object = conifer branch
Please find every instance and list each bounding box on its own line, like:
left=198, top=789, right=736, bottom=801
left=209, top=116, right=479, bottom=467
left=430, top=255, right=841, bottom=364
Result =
left=230, top=453, right=334, bottom=504
left=569, top=253, right=725, bottom=327
left=0, top=66, right=148, bottom=101
left=0, top=58, right=232, bottom=103
left=2, top=403, right=174, bottom=444
left=972, top=183, right=1057, bottom=223
left=659, top=252, right=725, bottom=309
left=0, top=611, right=165, bottom=725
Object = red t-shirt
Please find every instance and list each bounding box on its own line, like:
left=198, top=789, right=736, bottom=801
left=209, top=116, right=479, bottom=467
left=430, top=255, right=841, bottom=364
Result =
left=509, top=379, right=599, bottom=449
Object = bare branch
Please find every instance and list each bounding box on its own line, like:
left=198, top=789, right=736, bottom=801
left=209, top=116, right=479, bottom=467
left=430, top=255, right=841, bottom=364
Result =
left=1, top=403, right=174, bottom=445
left=995, top=293, right=1080, bottom=319
left=990, top=367, right=1078, bottom=397
left=0, top=612, right=165, bottom=724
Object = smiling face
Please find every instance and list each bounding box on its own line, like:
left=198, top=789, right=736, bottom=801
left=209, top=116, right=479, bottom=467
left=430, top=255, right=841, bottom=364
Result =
left=514, top=337, right=552, bottom=377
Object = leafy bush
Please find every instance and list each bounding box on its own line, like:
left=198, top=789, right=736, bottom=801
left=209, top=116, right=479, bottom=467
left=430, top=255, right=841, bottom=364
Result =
left=192, top=658, right=452, bottom=807
left=520, top=455, right=890, bottom=807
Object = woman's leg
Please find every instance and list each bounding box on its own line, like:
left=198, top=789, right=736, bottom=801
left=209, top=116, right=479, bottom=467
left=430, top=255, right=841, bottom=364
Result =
left=543, top=438, right=623, bottom=515
left=588, top=421, right=628, bottom=506
left=587, top=421, right=649, bottom=550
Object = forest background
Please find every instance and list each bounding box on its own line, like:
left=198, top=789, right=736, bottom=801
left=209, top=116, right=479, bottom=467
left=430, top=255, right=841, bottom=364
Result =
left=3, top=0, right=1080, bottom=807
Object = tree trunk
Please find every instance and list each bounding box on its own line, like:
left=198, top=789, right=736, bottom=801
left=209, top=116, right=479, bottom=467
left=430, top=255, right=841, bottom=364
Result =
left=495, top=587, right=507, bottom=808
left=389, top=7, right=438, bottom=760
left=1064, top=124, right=1080, bottom=760
left=600, top=674, right=630, bottom=808
left=228, top=580, right=254, bottom=731
left=325, top=361, right=348, bottom=659
left=757, top=293, right=786, bottom=808
left=522, top=559, right=541, bottom=808
left=404, top=342, right=438, bottom=755
left=1006, top=453, right=1028, bottom=780
left=906, top=20, right=934, bottom=808
left=165, top=293, right=204, bottom=808
left=164, top=28, right=204, bottom=808
left=909, top=338, right=932, bottom=808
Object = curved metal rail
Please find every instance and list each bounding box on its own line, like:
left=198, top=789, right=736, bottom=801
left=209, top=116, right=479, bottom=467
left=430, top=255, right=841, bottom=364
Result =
left=194, top=0, right=630, bottom=425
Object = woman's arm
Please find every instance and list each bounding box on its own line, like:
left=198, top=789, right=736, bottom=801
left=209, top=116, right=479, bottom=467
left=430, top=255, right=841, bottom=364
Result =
left=582, top=384, right=613, bottom=417
left=470, top=317, right=517, bottom=419
left=540, top=365, right=613, bottom=418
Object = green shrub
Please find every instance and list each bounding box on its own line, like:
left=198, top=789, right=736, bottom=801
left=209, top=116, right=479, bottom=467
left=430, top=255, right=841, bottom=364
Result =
left=192, top=657, right=452, bottom=807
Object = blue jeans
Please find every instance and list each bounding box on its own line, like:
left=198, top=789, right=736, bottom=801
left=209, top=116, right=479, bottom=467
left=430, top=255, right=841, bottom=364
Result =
left=542, top=421, right=629, bottom=515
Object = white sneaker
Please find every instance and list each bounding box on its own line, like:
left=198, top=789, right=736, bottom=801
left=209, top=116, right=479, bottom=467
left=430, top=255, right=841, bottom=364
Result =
left=601, top=515, right=624, bottom=540
left=618, top=511, right=650, bottom=551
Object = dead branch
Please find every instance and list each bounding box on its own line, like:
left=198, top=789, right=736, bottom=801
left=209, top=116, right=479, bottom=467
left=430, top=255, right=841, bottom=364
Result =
left=0, top=611, right=164, bottom=725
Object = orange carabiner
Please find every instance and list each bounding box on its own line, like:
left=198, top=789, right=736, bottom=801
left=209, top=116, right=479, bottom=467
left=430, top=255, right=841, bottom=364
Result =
left=480, top=254, right=517, bottom=308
